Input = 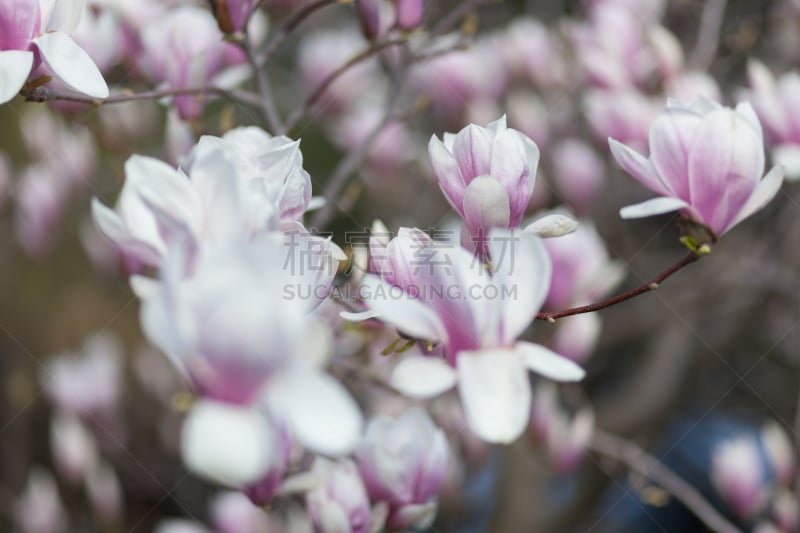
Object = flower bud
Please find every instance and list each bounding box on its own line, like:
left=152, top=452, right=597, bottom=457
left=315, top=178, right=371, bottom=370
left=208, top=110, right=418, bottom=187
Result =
left=306, top=458, right=371, bottom=533
left=710, top=436, right=766, bottom=518
left=356, top=407, right=448, bottom=529
left=396, top=0, right=423, bottom=31
left=369, top=224, right=433, bottom=294
left=211, top=0, right=257, bottom=34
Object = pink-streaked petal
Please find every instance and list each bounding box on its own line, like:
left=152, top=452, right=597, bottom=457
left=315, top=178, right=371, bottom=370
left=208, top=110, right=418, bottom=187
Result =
left=619, top=196, right=689, bottom=219
left=735, top=101, right=764, bottom=142
left=516, top=341, right=585, bottom=381
left=181, top=401, right=275, bottom=486
left=488, top=229, right=551, bottom=342
left=91, top=198, right=161, bottom=266
left=688, top=108, right=764, bottom=233
left=462, top=176, right=511, bottom=233
left=390, top=356, right=456, bottom=398
left=609, top=138, right=672, bottom=196
left=452, top=124, right=493, bottom=180
left=346, top=276, right=447, bottom=343
left=726, top=165, right=784, bottom=232
left=45, top=0, right=85, bottom=32
left=456, top=348, right=530, bottom=443
left=0, top=50, right=33, bottom=104
left=268, top=370, right=363, bottom=456
left=33, top=32, right=108, bottom=98
left=649, top=107, right=702, bottom=201
left=428, top=135, right=465, bottom=213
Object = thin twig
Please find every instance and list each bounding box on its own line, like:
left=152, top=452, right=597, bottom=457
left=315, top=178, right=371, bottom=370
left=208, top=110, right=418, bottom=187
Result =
left=240, top=36, right=284, bottom=132
left=282, top=38, right=406, bottom=134
left=589, top=429, right=744, bottom=533
left=536, top=251, right=700, bottom=322
left=308, top=92, right=403, bottom=229
left=22, top=86, right=262, bottom=107
left=261, top=0, right=338, bottom=64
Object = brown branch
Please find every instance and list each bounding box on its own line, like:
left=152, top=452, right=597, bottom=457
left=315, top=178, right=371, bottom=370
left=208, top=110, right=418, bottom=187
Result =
left=23, top=85, right=262, bottom=108
left=260, top=0, right=339, bottom=64
left=589, top=429, right=744, bottom=533
left=536, top=251, right=700, bottom=322
left=282, top=38, right=406, bottom=133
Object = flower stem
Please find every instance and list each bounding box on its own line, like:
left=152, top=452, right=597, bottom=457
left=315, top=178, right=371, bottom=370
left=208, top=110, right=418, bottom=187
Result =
left=536, top=251, right=700, bottom=322
left=588, top=429, right=744, bottom=533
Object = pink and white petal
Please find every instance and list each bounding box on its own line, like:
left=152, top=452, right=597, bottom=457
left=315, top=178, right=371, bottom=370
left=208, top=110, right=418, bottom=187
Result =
left=462, top=176, right=511, bottom=232
left=456, top=349, right=531, bottom=443
left=648, top=107, right=702, bottom=200
left=181, top=401, right=275, bottom=486
left=343, top=275, right=447, bottom=342
left=452, top=124, right=494, bottom=179
left=45, top=0, right=86, bottom=32
left=516, top=341, right=585, bottom=381
left=91, top=198, right=162, bottom=266
left=688, top=108, right=765, bottom=233
left=0, top=50, right=33, bottom=105
left=390, top=356, right=457, bottom=398
left=489, top=128, right=528, bottom=191
left=428, top=135, right=465, bottom=213
left=488, top=229, right=552, bottom=341
left=268, top=370, right=363, bottom=456
left=32, top=32, right=109, bottom=98
left=726, top=165, right=784, bottom=232
left=609, top=138, right=672, bottom=196
left=619, top=196, right=689, bottom=219
left=735, top=101, right=764, bottom=142
left=772, top=144, right=800, bottom=182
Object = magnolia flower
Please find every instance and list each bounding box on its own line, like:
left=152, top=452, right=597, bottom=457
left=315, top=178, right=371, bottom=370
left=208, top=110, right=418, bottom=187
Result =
left=93, top=131, right=340, bottom=283
left=306, top=458, right=372, bottom=533
left=139, top=6, right=243, bottom=120
left=710, top=436, right=766, bottom=518
left=396, top=0, right=422, bottom=30
left=344, top=229, right=585, bottom=443
left=50, top=412, right=98, bottom=484
left=357, top=407, right=448, bottom=530
left=530, top=384, right=594, bottom=471
left=0, top=0, right=108, bottom=104
left=550, top=139, right=605, bottom=214
left=42, top=332, right=123, bottom=415
left=211, top=491, right=275, bottom=533
left=140, top=241, right=362, bottom=486
left=611, top=98, right=784, bottom=239
left=748, top=60, right=800, bottom=180
left=428, top=116, right=539, bottom=255
left=368, top=222, right=433, bottom=294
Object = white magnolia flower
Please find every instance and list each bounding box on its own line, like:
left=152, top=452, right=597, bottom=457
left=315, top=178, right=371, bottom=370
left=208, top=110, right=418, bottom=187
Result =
left=0, top=0, right=108, bottom=104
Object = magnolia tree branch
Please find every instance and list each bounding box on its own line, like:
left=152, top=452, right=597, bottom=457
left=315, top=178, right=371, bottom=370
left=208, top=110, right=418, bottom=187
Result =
left=282, top=38, right=407, bottom=133
left=22, top=85, right=263, bottom=108
left=240, top=36, right=284, bottom=132
left=589, top=430, right=744, bottom=533
left=261, top=0, right=339, bottom=64
left=536, top=251, right=700, bottom=322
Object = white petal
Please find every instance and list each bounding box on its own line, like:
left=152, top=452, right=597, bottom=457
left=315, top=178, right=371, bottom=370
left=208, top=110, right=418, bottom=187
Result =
left=456, top=349, right=531, bottom=443
left=0, top=50, right=33, bottom=104
left=347, top=276, right=447, bottom=343
left=516, top=341, right=586, bottom=381
left=523, top=213, right=578, bottom=238
left=91, top=198, right=161, bottom=265
left=488, top=229, right=552, bottom=341
left=619, top=196, right=689, bottom=219
left=45, top=0, right=86, bottom=32
left=609, top=138, right=672, bottom=196
left=772, top=144, right=800, bottom=181
left=727, top=165, right=784, bottom=231
left=33, top=32, right=109, bottom=98
left=269, top=370, right=363, bottom=456
left=390, top=356, right=457, bottom=398
left=181, top=401, right=274, bottom=486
